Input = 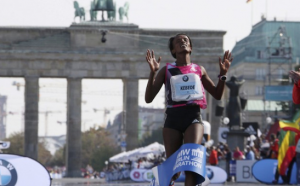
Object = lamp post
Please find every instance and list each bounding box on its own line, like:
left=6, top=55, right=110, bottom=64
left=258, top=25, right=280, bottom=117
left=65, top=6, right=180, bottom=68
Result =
left=104, top=160, right=108, bottom=171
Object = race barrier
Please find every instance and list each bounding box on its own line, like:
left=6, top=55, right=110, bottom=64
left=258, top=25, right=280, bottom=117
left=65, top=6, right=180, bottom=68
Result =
left=105, top=169, right=130, bottom=181
left=130, top=165, right=227, bottom=184
left=236, top=160, right=258, bottom=183
left=0, top=154, right=51, bottom=186
left=252, top=159, right=297, bottom=184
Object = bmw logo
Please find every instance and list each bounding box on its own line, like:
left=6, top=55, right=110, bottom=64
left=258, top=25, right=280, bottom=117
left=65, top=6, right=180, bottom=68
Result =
left=0, top=159, right=17, bottom=186
left=182, top=75, right=189, bottom=82
left=221, top=131, right=227, bottom=139
left=1, top=143, right=7, bottom=148
left=206, top=168, right=214, bottom=179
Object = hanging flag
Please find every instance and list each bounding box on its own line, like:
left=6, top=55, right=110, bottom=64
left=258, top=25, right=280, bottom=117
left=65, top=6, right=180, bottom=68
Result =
left=277, top=110, right=300, bottom=176
left=277, top=130, right=296, bottom=175
left=246, top=0, right=252, bottom=3
left=279, top=110, right=300, bottom=132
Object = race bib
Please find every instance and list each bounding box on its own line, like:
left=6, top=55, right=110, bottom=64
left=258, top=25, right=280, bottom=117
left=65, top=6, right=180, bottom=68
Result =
left=170, top=73, right=203, bottom=102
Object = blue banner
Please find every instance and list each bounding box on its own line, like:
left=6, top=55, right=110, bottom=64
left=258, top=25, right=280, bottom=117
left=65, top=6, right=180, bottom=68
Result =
left=264, top=86, right=293, bottom=101
left=252, top=159, right=297, bottom=184
left=151, top=143, right=206, bottom=186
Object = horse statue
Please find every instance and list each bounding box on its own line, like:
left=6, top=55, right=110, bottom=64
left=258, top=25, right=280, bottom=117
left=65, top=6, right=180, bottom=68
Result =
left=107, top=1, right=116, bottom=21
left=90, top=0, right=97, bottom=21
left=118, top=2, right=129, bottom=22
left=74, top=1, right=85, bottom=22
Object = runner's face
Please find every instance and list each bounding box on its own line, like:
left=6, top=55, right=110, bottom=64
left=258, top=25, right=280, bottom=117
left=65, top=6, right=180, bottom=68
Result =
left=172, top=35, right=192, bottom=56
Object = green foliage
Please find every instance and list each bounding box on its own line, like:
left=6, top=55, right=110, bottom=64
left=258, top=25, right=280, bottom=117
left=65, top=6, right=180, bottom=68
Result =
left=2, top=132, right=24, bottom=155
left=81, top=127, right=118, bottom=171
left=139, top=128, right=163, bottom=147
left=2, top=132, right=52, bottom=166
left=48, top=146, right=65, bottom=167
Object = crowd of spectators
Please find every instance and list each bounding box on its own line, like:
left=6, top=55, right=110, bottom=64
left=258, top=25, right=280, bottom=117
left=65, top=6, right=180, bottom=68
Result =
left=205, top=133, right=279, bottom=181
left=207, top=133, right=278, bottom=165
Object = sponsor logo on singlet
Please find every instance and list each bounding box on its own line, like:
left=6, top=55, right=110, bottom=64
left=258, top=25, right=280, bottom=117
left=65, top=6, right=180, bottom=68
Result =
left=182, top=75, right=189, bottom=82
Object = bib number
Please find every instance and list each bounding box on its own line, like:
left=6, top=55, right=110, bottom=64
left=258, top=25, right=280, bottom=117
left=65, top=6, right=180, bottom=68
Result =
left=170, top=73, right=203, bottom=102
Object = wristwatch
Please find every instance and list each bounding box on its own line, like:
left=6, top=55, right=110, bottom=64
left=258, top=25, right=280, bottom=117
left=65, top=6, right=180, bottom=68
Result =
left=218, top=75, right=227, bottom=81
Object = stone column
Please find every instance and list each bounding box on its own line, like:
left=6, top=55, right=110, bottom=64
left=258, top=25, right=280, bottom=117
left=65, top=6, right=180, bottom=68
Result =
left=24, top=76, right=39, bottom=160
left=209, top=97, right=221, bottom=144
left=66, top=77, right=82, bottom=177
left=123, top=78, right=139, bottom=151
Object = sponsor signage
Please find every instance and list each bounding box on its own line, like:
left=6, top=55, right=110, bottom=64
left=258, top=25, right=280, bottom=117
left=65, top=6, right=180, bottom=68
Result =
left=242, top=122, right=259, bottom=136
left=152, top=144, right=206, bottom=186
left=252, top=159, right=297, bottom=184
left=120, top=141, right=127, bottom=147
left=142, top=169, right=154, bottom=182
left=0, top=141, right=10, bottom=149
left=130, top=169, right=152, bottom=182
left=236, top=160, right=258, bottom=183
left=206, top=165, right=227, bottom=183
left=218, top=127, right=229, bottom=143
left=264, top=86, right=293, bottom=101
left=0, top=154, right=51, bottom=186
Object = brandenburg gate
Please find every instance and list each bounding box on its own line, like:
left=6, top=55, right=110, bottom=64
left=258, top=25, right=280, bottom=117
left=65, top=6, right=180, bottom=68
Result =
left=0, top=22, right=225, bottom=176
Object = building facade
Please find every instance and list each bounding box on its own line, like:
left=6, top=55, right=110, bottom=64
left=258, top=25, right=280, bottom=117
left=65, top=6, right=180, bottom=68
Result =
left=230, top=18, right=300, bottom=130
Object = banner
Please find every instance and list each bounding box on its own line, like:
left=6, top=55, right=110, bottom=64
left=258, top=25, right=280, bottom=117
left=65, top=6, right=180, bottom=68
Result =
left=264, top=86, right=293, bottom=101
left=130, top=169, right=149, bottom=182
left=218, top=127, right=229, bottom=143
left=152, top=143, right=206, bottom=186
left=0, top=141, right=10, bottom=149
left=0, top=154, right=51, bottom=186
left=242, top=122, right=259, bottom=137
left=229, top=160, right=236, bottom=176
left=252, top=159, right=297, bottom=184
left=236, top=160, right=258, bottom=183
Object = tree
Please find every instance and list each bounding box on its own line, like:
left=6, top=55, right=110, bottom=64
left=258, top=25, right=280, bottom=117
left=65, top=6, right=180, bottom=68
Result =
left=48, top=145, right=65, bottom=167
left=2, top=132, right=52, bottom=166
left=81, top=127, right=118, bottom=171
left=139, top=128, right=163, bottom=147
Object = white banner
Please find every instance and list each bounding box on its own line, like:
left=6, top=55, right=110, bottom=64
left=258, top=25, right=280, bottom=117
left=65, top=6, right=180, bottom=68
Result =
left=0, top=154, right=51, bottom=186
left=0, top=141, right=10, bottom=149
left=130, top=169, right=149, bottom=182
left=236, top=160, right=258, bottom=183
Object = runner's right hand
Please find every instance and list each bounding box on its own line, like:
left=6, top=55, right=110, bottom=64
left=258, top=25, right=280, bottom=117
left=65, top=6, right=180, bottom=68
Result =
left=146, top=49, right=161, bottom=73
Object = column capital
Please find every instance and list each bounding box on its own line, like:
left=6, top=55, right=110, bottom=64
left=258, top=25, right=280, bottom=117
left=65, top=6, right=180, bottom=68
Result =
left=24, top=75, right=39, bottom=79
left=67, top=76, right=82, bottom=80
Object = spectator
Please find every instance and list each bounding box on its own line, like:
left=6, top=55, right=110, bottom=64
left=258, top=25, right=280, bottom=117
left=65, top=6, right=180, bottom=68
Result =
left=86, top=164, right=94, bottom=174
left=245, top=146, right=255, bottom=160
left=223, top=145, right=232, bottom=182
left=233, top=146, right=244, bottom=160
left=209, top=146, right=218, bottom=165
left=259, top=134, right=270, bottom=159
left=269, top=133, right=279, bottom=159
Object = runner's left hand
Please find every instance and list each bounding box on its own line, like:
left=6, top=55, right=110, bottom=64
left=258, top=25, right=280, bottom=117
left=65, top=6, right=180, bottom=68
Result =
left=219, top=50, right=233, bottom=75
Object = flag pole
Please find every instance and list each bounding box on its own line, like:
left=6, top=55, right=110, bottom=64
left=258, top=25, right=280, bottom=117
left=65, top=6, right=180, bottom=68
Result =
left=265, top=0, right=268, bottom=19
left=251, top=0, right=253, bottom=25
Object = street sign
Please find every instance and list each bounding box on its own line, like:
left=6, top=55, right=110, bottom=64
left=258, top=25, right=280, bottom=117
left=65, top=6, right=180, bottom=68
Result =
left=120, top=141, right=127, bottom=147
left=264, top=86, right=293, bottom=101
